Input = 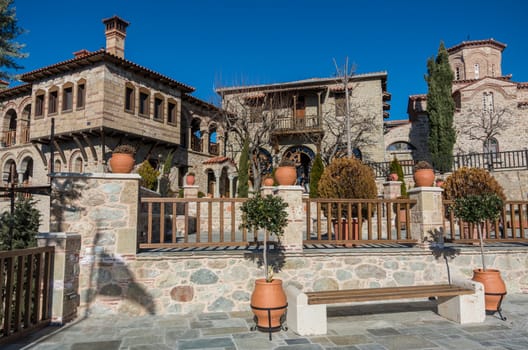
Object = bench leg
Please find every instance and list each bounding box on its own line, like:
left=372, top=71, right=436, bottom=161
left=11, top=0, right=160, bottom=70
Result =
left=437, top=280, right=485, bottom=324
left=285, top=285, right=327, bottom=336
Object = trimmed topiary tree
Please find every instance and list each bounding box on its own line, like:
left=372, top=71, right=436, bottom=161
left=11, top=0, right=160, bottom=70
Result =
left=443, top=167, right=506, bottom=201
left=309, top=153, right=324, bottom=198
left=0, top=196, right=41, bottom=250
left=138, top=160, right=160, bottom=191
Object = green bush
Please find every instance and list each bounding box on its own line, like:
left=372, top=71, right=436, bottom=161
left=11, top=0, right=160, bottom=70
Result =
left=0, top=196, right=41, bottom=250
left=309, top=153, right=324, bottom=198
left=389, top=156, right=407, bottom=197
left=138, top=161, right=160, bottom=191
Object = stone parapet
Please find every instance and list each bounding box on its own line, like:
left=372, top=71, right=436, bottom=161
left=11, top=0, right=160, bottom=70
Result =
left=408, top=187, right=444, bottom=247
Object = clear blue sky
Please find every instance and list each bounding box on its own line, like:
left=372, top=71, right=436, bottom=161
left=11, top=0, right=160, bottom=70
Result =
left=10, top=0, right=528, bottom=120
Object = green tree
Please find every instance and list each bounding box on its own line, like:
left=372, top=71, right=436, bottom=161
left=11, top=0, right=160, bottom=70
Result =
left=425, top=41, right=455, bottom=173
left=237, top=138, right=250, bottom=198
left=0, top=196, right=41, bottom=250
left=309, top=153, right=324, bottom=198
left=389, top=156, right=407, bottom=197
left=0, top=0, right=27, bottom=81
left=138, top=160, right=160, bottom=191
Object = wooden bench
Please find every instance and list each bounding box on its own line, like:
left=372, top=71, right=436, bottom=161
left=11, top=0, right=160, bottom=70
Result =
left=286, top=281, right=485, bottom=336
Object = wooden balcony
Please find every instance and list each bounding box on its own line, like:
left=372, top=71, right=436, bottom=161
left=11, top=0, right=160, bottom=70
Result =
left=1, top=128, right=30, bottom=147
left=272, top=115, right=323, bottom=136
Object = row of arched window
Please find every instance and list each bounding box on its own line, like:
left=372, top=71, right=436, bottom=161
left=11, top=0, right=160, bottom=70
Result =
left=124, top=83, right=179, bottom=125
left=34, top=79, right=86, bottom=118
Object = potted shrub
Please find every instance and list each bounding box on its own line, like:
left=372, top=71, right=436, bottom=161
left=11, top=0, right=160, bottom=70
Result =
left=274, top=157, right=297, bottom=186
left=262, top=173, right=274, bottom=187
left=452, top=192, right=507, bottom=317
left=413, top=160, right=434, bottom=187
left=390, top=157, right=408, bottom=229
left=240, top=193, right=289, bottom=333
left=109, top=144, right=136, bottom=173
left=318, top=157, right=377, bottom=244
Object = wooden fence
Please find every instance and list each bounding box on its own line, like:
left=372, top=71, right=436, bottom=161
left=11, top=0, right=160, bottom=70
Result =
left=0, top=246, right=54, bottom=345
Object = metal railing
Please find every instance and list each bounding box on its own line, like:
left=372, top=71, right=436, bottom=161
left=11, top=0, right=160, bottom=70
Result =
left=303, top=198, right=417, bottom=246
left=0, top=246, right=54, bottom=345
left=443, top=200, right=528, bottom=243
left=274, top=115, right=322, bottom=132
left=367, top=149, right=528, bottom=178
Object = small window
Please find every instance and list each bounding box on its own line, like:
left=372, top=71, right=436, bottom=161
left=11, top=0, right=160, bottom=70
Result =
left=474, top=63, right=480, bottom=79
left=77, top=83, right=86, bottom=109
left=167, top=101, right=177, bottom=125
left=125, top=86, right=135, bottom=113
left=72, top=156, right=83, bottom=173
left=484, top=138, right=498, bottom=154
left=154, top=97, right=163, bottom=121
left=483, top=92, right=494, bottom=113
left=455, top=67, right=461, bottom=80
left=139, top=91, right=149, bottom=116
left=53, top=159, right=62, bottom=172
left=49, top=90, right=58, bottom=114
left=63, top=86, right=73, bottom=111
left=35, top=93, right=44, bottom=117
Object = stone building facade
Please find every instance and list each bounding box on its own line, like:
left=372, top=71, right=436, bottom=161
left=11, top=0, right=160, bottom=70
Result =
left=0, top=16, right=230, bottom=226
left=386, top=39, right=528, bottom=162
left=216, top=73, right=391, bottom=188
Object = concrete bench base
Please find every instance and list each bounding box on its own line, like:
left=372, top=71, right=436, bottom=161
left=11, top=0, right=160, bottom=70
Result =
left=285, top=280, right=485, bottom=336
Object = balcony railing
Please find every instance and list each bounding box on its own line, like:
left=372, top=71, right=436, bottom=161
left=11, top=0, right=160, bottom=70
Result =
left=367, top=149, right=528, bottom=178
left=273, top=115, right=322, bottom=133
left=1, top=128, right=31, bottom=147
left=190, top=136, right=202, bottom=152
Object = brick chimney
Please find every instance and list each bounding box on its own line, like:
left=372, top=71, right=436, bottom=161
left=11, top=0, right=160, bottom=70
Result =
left=102, top=16, right=129, bottom=58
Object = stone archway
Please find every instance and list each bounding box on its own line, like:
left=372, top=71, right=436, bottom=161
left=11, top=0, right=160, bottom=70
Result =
left=202, top=156, right=238, bottom=198
left=283, top=145, right=315, bottom=190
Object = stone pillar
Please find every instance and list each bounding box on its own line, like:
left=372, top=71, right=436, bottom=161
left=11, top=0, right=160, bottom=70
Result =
left=184, top=184, right=199, bottom=216
left=275, top=185, right=304, bottom=252
left=37, top=232, right=81, bottom=324
left=383, top=181, right=402, bottom=200
left=408, top=187, right=444, bottom=248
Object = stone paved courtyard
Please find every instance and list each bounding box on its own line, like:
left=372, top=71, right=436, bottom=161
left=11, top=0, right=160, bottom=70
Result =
left=7, top=293, right=528, bottom=350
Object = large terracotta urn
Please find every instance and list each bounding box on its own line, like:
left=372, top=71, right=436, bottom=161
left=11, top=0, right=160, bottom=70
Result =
left=472, top=269, right=507, bottom=314
left=413, top=169, right=435, bottom=187
left=250, top=278, right=287, bottom=331
left=185, top=174, right=195, bottom=185
left=109, top=153, right=135, bottom=173
left=274, top=166, right=296, bottom=186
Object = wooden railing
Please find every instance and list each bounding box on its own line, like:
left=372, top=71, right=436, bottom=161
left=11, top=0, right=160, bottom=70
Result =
left=303, top=198, right=417, bottom=246
left=0, top=246, right=54, bottom=345
left=139, top=197, right=418, bottom=250
left=443, top=200, right=528, bottom=243
left=273, top=115, right=322, bottom=133
left=139, top=197, right=254, bottom=249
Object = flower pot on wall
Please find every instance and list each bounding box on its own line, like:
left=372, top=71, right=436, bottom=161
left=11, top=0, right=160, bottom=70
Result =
left=413, top=169, right=435, bottom=187
left=262, top=177, right=274, bottom=186
left=472, top=269, right=507, bottom=314
left=186, top=174, right=195, bottom=185
left=274, top=166, right=296, bottom=186
left=250, top=278, right=287, bottom=331
left=109, top=153, right=135, bottom=173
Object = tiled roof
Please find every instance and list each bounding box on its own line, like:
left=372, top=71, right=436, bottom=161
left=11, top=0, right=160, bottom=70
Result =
left=216, top=71, right=388, bottom=94
left=202, top=156, right=233, bottom=165
left=183, top=94, right=222, bottom=112
left=21, top=49, right=194, bottom=93
left=447, top=39, right=506, bottom=53
left=518, top=83, right=528, bottom=89
left=408, top=94, right=426, bottom=101
left=0, top=83, right=32, bottom=99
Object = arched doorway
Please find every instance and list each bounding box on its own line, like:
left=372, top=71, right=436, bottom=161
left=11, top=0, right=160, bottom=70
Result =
left=283, top=146, right=315, bottom=191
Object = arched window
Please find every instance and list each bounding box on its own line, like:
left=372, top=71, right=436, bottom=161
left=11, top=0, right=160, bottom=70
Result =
left=190, top=118, right=202, bottom=152
left=334, top=144, right=362, bottom=160
left=4, top=159, right=18, bottom=184
left=48, top=86, right=59, bottom=115
left=77, top=79, right=86, bottom=109
left=71, top=155, right=83, bottom=173
left=208, top=124, right=218, bottom=155
left=124, top=83, right=135, bottom=113
left=62, top=82, right=74, bottom=112
left=4, top=109, right=17, bottom=146
left=484, top=138, right=498, bottom=154
left=54, top=159, right=62, bottom=172
left=387, top=142, right=416, bottom=152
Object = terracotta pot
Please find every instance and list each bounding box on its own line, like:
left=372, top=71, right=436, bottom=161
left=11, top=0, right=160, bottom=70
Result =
left=388, top=173, right=398, bottom=181
left=109, top=153, right=135, bottom=173
left=262, top=177, right=274, bottom=186
left=250, top=278, right=287, bottom=330
left=274, top=166, right=296, bottom=186
left=413, top=169, right=435, bottom=187
left=186, top=174, right=195, bottom=185
left=472, top=269, right=507, bottom=312
left=332, top=218, right=359, bottom=246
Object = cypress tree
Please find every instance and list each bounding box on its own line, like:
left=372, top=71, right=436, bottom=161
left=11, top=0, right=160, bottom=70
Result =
left=389, top=156, right=407, bottom=197
left=425, top=42, right=455, bottom=173
left=0, top=0, right=27, bottom=81
left=309, top=153, right=324, bottom=198
left=237, top=138, right=250, bottom=198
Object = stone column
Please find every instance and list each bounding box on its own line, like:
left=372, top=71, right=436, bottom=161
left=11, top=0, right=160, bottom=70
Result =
left=37, top=232, right=81, bottom=324
left=383, top=181, right=402, bottom=200
left=275, top=185, right=304, bottom=252
left=408, top=186, right=444, bottom=248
